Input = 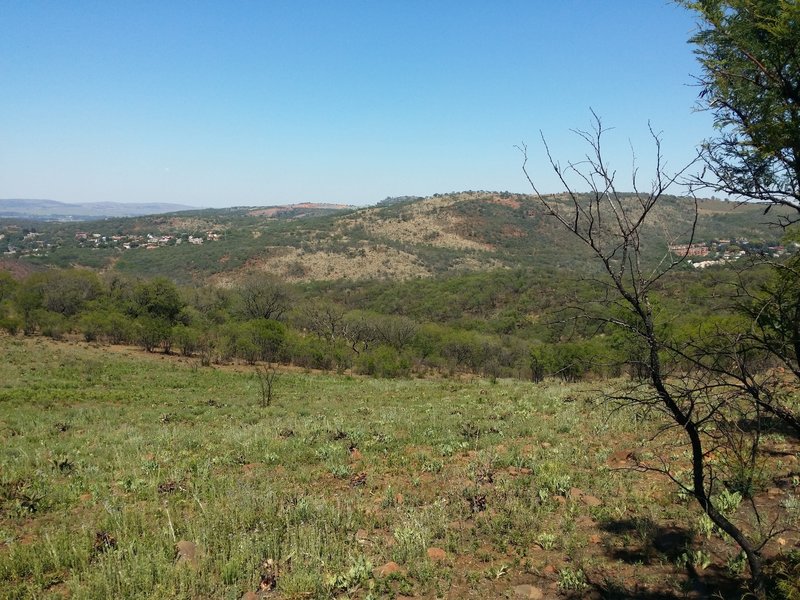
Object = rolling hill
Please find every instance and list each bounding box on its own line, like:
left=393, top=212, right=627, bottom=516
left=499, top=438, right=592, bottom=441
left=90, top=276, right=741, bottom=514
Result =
left=0, top=192, right=790, bottom=284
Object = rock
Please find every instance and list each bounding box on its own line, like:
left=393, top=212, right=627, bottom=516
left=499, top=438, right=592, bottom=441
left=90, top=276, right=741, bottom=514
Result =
left=373, top=561, right=405, bottom=578
left=512, top=584, right=544, bottom=599
left=426, top=547, right=447, bottom=561
left=355, top=529, right=369, bottom=543
left=175, top=540, right=198, bottom=567
left=581, top=494, right=602, bottom=507
left=568, top=487, right=584, bottom=499
left=575, top=515, right=596, bottom=527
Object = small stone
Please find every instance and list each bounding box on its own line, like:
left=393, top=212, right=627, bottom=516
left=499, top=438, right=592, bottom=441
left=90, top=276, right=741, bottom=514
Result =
left=581, top=494, right=602, bottom=507
left=175, top=540, right=198, bottom=567
left=540, top=442, right=552, bottom=449
left=349, top=471, right=367, bottom=487
left=373, top=561, right=405, bottom=578
left=512, top=584, right=544, bottom=599
left=426, top=547, right=447, bottom=562
left=778, top=537, right=787, bottom=546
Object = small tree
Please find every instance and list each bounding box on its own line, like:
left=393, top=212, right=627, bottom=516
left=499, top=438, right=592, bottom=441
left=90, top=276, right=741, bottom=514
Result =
left=254, top=363, right=278, bottom=408
left=520, top=115, right=776, bottom=594
left=236, top=274, right=292, bottom=321
left=681, top=0, right=800, bottom=439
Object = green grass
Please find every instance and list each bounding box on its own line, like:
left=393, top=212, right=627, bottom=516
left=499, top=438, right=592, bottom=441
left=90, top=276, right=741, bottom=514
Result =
left=0, top=335, right=792, bottom=599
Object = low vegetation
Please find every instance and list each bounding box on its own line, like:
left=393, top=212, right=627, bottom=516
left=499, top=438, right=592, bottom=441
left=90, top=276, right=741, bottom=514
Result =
left=1, top=336, right=798, bottom=599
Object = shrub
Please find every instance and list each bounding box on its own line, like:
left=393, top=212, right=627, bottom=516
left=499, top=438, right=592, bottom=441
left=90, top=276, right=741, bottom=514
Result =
left=355, top=345, right=410, bottom=378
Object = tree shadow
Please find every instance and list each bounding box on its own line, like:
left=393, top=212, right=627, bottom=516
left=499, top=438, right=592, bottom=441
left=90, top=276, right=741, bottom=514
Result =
left=599, top=518, right=691, bottom=565
left=591, top=518, right=746, bottom=599
left=736, top=415, right=800, bottom=439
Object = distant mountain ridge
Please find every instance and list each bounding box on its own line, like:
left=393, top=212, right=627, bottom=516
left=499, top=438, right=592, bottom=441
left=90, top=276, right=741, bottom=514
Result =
left=0, top=199, right=197, bottom=220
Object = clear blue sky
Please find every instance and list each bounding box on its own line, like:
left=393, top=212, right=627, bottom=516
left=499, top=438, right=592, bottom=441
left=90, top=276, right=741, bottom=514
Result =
left=1, top=1, right=712, bottom=208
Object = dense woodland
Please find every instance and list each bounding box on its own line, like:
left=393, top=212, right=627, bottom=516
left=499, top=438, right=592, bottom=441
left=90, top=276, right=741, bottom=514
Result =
left=0, top=244, right=790, bottom=383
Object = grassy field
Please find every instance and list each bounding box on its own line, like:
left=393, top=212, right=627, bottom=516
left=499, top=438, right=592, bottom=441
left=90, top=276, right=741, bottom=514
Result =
left=1, top=336, right=798, bottom=599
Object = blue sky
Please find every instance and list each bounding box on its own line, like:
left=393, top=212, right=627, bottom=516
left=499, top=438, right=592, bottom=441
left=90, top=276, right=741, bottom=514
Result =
left=1, top=1, right=712, bottom=208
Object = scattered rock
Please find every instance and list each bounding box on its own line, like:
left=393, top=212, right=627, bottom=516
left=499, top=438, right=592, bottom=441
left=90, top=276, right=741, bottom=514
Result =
left=512, top=584, right=544, bottom=599
left=93, top=531, right=117, bottom=555
left=507, top=466, right=533, bottom=477
left=355, top=529, right=369, bottom=543
left=575, top=516, right=596, bottom=527
left=175, top=540, right=198, bottom=567
left=349, top=471, right=367, bottom=487
left=373, top=561, right=405, bottom=578
left=260, top=558, right=278, bottom=591
left=426, top=547, right=447, bottom=562
left=157, top=480, right=180, bottom=494
left=581, top=494, right=602, bottom=507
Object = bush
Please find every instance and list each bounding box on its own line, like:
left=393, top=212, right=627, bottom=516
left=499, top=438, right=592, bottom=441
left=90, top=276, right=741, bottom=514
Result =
left=0, top=315, right=21, bottom=336
left=36, top=310, right=70, bottom=340
left=134, top=316, right=172, bottom=353
left=355, top=345, right=411, bottom=378
left=286, top=333, right=334, bottom=371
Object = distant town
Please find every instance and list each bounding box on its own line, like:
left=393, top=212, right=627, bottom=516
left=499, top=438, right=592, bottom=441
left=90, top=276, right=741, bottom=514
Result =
left=0, top=225, right=223, bottom=258
left=668, top=238, right=798, bottom=268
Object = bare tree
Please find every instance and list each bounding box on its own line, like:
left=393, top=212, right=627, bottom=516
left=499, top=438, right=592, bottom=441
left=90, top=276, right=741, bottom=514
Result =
left=254, top=363, right=278, bottom=408
left=520, top=114, right=778, bottom=594
left=237, top=274, right=292, bottom=321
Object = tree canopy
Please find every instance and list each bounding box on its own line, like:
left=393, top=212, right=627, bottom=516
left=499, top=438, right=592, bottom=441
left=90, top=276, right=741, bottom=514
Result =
left=685, top=0, right=800, bottom=221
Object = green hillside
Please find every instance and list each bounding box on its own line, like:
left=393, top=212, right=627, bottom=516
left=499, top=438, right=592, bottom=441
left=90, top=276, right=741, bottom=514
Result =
left=0, top=192, right=788, bottom=285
